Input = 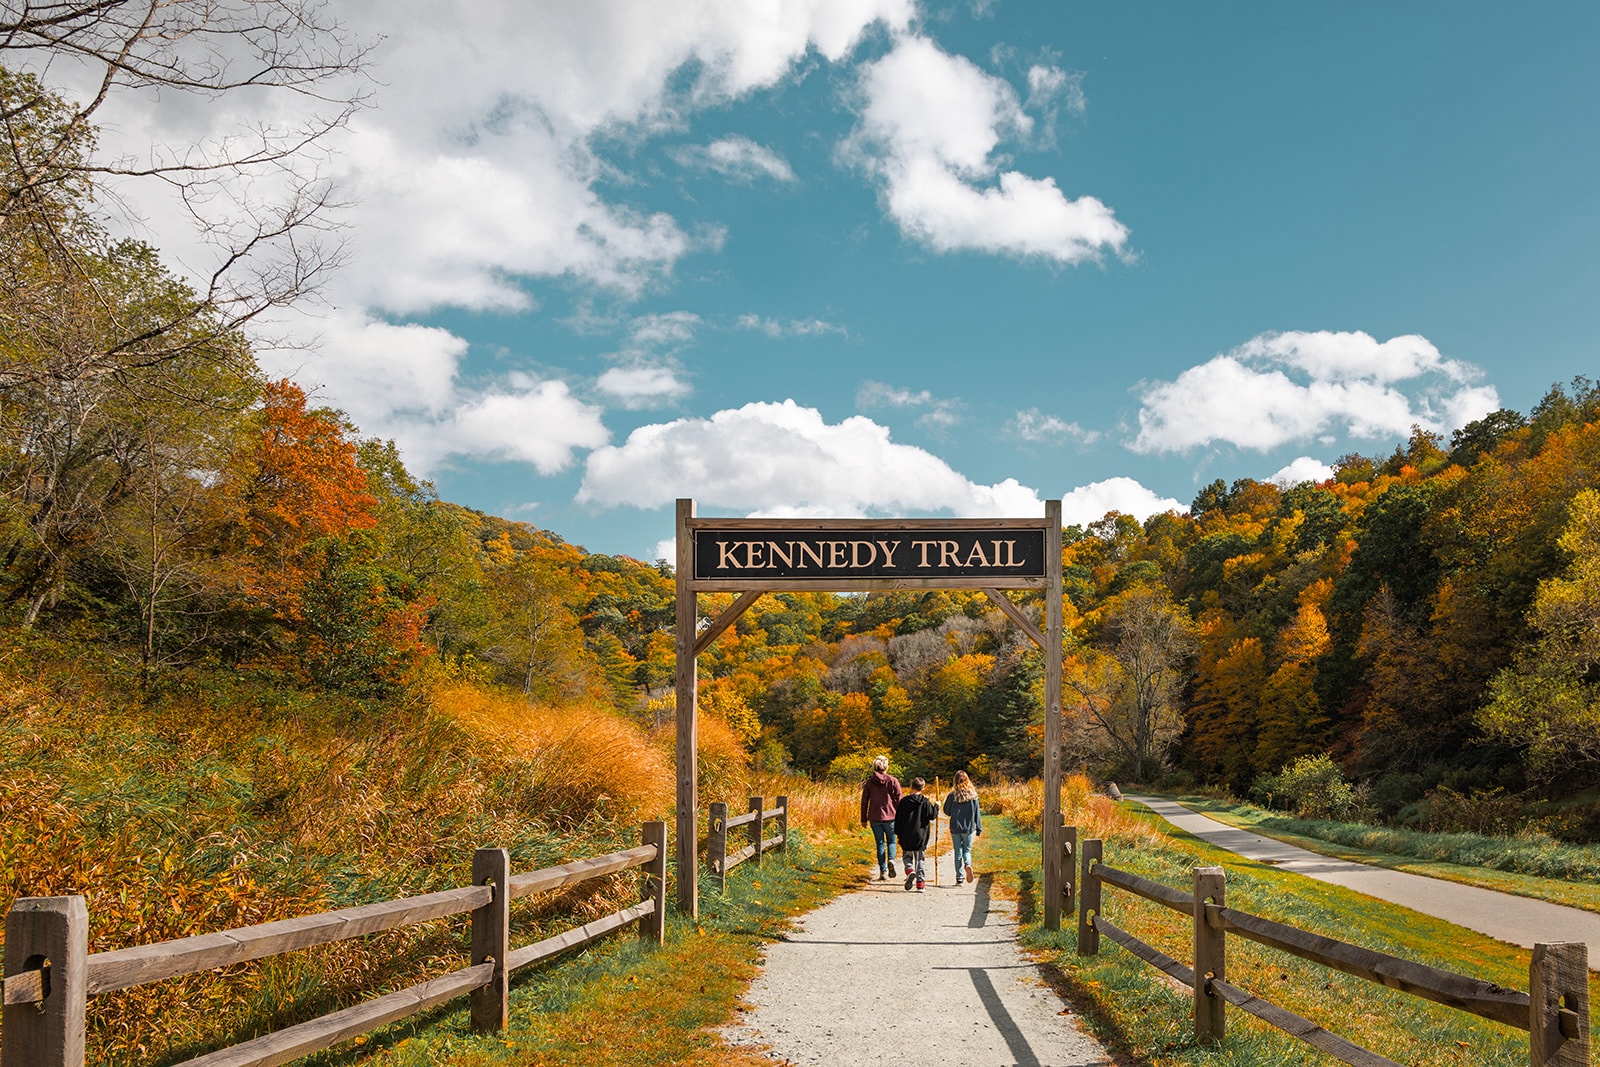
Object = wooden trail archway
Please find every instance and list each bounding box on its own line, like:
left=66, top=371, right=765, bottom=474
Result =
left=674, top=499, right=1068, bottom=929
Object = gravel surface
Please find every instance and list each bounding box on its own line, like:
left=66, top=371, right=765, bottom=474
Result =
left=1130, top=795, right=1600, bottom=970
left=722, top=848, right=1114, bottom=1066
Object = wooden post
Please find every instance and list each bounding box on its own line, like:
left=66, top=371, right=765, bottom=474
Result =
left=1193, top=866, right=1226, bottom=1044
left=639, top=821, right=667, bottom=944
left=776, top=795, right=789, bottom=853
left=1077, top=838, right=1101, bottom=956
left=1062, top=821, right=1077, bottom=915
left=4, top=896, right=89, bottom=1067
left=709, top=801, right=728, bottom=892
left=1042, top=499, right=1065, bottom=931
left=469, top=848, right=509, bottom=1032
left=749, top=796, right=764, bottom=867
left=1530, top=941, right=1589, bottom=1066
left=675, top=498, right=699, bottom=917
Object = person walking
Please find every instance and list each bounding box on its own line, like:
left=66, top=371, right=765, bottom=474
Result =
left=860, top=755, right=902, bottom=880
left=894, top=777, right=938, bottom=892
left=942, top=770, right=983, bottom=886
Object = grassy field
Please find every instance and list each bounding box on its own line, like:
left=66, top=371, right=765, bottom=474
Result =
left=1148, top=794, right=1600, bottom=915
left=297, top=827, right=864, bottom=1067
left=974, top=788, right=1600, bottom=1067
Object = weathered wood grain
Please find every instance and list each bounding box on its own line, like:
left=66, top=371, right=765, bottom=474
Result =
left=1092, top=914, right=1193, bottom=985
left=1209, top=977, right=1402, bottom=1067
left=1096, top=862, right=1192, bottom=913
left=1530, top=942, right=1589, bottom=1066
left=1193, top=867, right=1225, bottom=1044
left=507, top=845, right=656, bottom=901
left=85, top=885, right=490, bottom=995
left=4, top=896, right=88, bottom=1067
left=469, top=848, right=509, bottom=1032
left=692, top=590, right=761, bottom=657
left=168, top=963, right=493, bottom=1067
left=1211, top=903, right=1531, bottom=1029
left=1077, top=840, right=1101, bottom=956
left=505, top=900, right=654, bottom=973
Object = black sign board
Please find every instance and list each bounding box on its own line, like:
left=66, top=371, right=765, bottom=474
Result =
left=692, top=526, right=1047, bottom=582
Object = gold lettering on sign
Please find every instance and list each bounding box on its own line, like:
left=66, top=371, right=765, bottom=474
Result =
left=877, top=540, right=902, bottom=568
left=797, top=541, right=825, bottom=569
left=746, top=541, right=764, bottom=568
left=719, top=541, right=740, bottom=569
left=828, top=541, right=848, bottom=568
left=938, top=541, right=960, bottom=567
left=767, top=541, right=793, bottom=568
left=964, top=541, right=990, bottom=567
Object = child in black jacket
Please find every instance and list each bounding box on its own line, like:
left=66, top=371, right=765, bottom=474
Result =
left=893, top=777, right=938, bottom=891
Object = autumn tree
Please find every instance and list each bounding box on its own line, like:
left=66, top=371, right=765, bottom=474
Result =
left=1, top=3, right=371, bottom=388
left=1480, top=489, right=1600, bottom=778
left=1068, top=585, right=1197, bottom=780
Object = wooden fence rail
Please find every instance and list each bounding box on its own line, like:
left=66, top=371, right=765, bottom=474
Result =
left=2, top=821, right=668, bottom=1067
left=1074, top=832, right=1591, bottom=1067
left=706, top=796, right=789, bottom=892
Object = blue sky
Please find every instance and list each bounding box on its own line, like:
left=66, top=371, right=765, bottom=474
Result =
left=91, top=2, right=1599, bottom=560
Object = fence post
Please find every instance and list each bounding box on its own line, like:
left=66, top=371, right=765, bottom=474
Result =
left=3, top=896, right=89, bottom=1067
left=1193, top=866, right=1226, bottom=1045
left=1077, top=838, right=1101, bottom=956
left=776, top=795, right=789, bottom=853
left=640, top=821, right=667, bottom=944
left=1530, top=941, right=1589, bottom=1066
left=709, top=802, right=728, bottom=892
left=749, top=796, right=764, bottom=868
left=469, top=847, right=509, bottom=1032
left=1061, top=821, right=1077, bottom=916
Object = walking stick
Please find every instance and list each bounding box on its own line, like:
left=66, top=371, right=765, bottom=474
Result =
left=933, top=776, right=940, bottom=886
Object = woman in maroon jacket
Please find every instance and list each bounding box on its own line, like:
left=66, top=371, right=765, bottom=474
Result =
left=860, top=755, right=902, bottom=880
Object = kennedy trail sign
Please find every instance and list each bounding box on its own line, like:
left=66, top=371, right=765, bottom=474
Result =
left=673, top=501, right=1069, bottom=932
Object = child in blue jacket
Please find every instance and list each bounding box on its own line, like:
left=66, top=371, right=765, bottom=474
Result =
left=942, top=770, right=982, bottom=885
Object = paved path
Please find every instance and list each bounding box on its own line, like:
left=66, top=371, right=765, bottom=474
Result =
left=1128, top=795, right=1600, bottom=970
left=722, top=848, right=1114, bottom=1066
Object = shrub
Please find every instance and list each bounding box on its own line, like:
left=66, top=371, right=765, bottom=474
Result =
left=1254, top=754, right=1359, bottom=821
left=1421, top=785, right=1524, bottom=837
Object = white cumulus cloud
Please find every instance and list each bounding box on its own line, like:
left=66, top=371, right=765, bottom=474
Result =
left=1132, top=330, right=1499, bottom=454
left=1060, top=477, right=1185, bottom=528
left=577, top=400, right=1041, bottom=516
left=1270, top=456, right=1337, bottom=487
left=846, top=35, right=1128, bottom=262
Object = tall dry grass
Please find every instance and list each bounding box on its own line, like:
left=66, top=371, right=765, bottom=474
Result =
left=0, top=644, right=683, bottom=1066
left=436, top=682, right=672, bottom=828
left=986, top=775, right=1163, bottom=848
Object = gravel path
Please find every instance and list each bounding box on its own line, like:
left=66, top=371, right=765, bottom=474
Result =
left=722, top=847, right=1114, bottom=1066
left=1129, top=795, right=1600, bottom=970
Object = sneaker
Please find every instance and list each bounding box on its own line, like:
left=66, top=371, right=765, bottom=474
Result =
left=916, top=878, right=926, bottom=892
left=966, top=864, right=974, bottom=882
left=887, top=861, right=897, bottom=877
left=879, top=868, right=888, bottom=880
left=904, top=870, right=915, bottom=890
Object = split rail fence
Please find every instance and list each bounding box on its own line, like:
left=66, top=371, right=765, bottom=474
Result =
left=706, top=795, right=788, bottom=892
left=1073, top=833, right=1591, bottom=1067
left=2, top=821, right=667, bottom=1067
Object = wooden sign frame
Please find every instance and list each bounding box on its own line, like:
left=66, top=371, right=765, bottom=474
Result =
left=673, top=499, right=1068, bottom=930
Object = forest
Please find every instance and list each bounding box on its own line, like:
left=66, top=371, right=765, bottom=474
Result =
left=6, top=32, right=1600, bottom=847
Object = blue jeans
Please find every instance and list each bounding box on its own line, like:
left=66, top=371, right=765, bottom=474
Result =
left=870, top=821, right=896, bottom=870
left=950, top=831, right=974, bottom=880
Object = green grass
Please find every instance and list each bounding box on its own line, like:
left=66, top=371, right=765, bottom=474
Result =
left=308, top=829, right=863, bottom=1067
left=978, top=811, right=1600, bottom=1067
left=1151, top=794, right=1600, bottom=915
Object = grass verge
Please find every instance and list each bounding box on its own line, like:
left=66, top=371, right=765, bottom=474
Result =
left=978, top=802, right=1600, bottom=1067
left=1149, top=794, right=1600, bottom=915
left=300, top=828, right=863, bottom=1067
